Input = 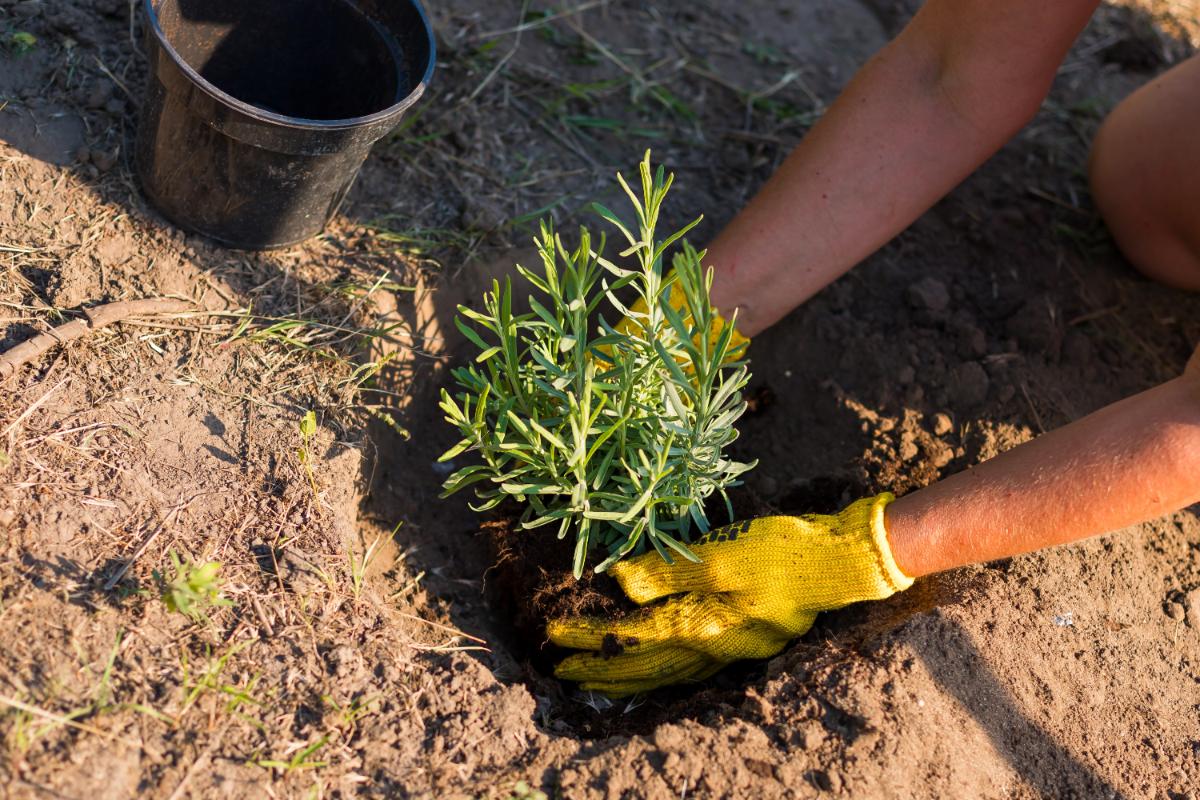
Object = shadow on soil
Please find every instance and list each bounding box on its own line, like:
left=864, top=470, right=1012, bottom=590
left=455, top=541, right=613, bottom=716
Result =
left=911, top=618, right=1130, bottom=799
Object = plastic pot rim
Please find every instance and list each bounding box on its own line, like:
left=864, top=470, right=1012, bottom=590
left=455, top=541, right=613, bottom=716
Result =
left=141, top=0, right=437, bottom=134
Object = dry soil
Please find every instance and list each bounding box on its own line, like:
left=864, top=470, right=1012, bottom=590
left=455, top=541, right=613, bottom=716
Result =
left=2, top=0, right=1200, bottom=798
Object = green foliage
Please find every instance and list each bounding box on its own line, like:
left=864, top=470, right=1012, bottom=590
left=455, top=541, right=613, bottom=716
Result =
left=177, top=641, right=262, bottom=722
left=508, top=781, right=548, bottom=800
left=252, top=734, right=329, bottom=773
left=6, top=31, right=37, bottom=55
left=297, top=409, right=320, bottom=501
left=440, top=153, right=755, bottom=577
left=155, top=550, right=232, bottom=623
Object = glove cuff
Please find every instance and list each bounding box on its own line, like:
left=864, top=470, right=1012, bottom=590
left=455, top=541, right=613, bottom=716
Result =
left=867, top=492, right=915, bottom=594
left=826, top=492, right=914, bottom=604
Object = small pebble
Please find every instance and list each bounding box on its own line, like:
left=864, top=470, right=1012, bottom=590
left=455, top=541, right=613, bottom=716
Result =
left=906, top=277, right=950, bottom=313
left=932, top=412, right=953, bottom=437
left=899, top=440, right=919, bottom=462
left=1165, top=601, right=1185, bottom=622
left=86, top=82, right=114, bottom=110
left=90, top=148, right=117, bottom=172
left=1184, top=588, right=1200, bottom=628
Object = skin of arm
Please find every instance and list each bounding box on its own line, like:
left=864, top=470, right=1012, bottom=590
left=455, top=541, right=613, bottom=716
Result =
left=886, top=356, right=1200, bottom=577
left=706, top=0, right=1199, bottom=578
left=708, top=0, right=1101, bottom=337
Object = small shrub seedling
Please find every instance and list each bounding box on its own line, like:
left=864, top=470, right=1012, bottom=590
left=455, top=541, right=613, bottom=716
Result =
left=440, top=153, right=756, bottom=577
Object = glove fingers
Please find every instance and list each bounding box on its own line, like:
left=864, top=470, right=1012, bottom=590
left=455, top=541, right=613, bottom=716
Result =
left=579, top=657, right=717, bottom=698
left=551, top=592, right=745, bottom=653
left=611, top=518, right=780, bottom=604
left=546, top=607, right=667, bottom=650
left=610, top=552, right=722, bottom=604
left=556, top=645, right=706, bottom=685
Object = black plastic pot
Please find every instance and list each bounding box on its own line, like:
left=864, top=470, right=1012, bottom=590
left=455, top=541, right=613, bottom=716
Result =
left=135, top=0, right=435, bottom=249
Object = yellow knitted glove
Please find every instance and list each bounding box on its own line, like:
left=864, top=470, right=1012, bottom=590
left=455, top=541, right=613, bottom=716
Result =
left=548, top=493, right=913, bottom=697
left=612, top=276, right=750, bottom=363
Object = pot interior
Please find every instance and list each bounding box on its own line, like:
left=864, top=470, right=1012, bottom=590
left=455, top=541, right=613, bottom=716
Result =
left=154, top=0, right=408, bottom=121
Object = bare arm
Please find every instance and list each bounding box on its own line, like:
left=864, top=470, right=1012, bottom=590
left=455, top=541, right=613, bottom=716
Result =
left=709, top=0, right=1101, bottom=337
left=705, top=0, right=1199, bottom=581
left=887, top=358, right=1200, bottom=577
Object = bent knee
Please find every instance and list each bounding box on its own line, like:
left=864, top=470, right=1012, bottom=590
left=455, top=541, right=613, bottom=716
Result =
left=1088, top=58, right=1200, bottom=291
left=1090, top=120, right=1200, bottom=290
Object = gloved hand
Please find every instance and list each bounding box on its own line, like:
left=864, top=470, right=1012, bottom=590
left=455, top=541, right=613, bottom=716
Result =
left=547, top=493, right=913, bottom=697
left=611, top=273, right=750, bottom=363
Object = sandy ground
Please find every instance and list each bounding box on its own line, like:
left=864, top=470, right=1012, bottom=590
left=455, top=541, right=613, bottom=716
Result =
left=2, top=0, right=1200, bottom=797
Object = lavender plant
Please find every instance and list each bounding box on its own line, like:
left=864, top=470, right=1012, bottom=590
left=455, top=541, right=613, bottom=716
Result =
left=439, top=153, right=756, bottom=577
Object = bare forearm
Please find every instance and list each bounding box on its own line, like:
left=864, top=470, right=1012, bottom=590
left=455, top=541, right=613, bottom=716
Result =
left=709, top=0, right=1098, bottom=337
left=886, top=372, right=1200, bottom=578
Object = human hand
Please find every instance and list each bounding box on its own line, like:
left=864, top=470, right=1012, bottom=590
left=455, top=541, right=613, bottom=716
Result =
left=548, top=494, right=913, bottom=696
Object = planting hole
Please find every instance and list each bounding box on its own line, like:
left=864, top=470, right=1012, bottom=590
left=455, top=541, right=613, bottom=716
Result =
left=480, top=481, right=938, bottom=739
left=482, top=508, right=773, bottom=739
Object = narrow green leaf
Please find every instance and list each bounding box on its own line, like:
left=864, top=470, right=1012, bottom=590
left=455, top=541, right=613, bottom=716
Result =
left=475, top=346, right=502, bottom=363
left=455, top=316, right=491, bottom=352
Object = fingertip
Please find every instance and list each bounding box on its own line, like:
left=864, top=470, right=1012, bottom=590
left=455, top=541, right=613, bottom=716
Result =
left=612, top=555, right=699, bottom=605
left=545, top=617, right=569, bottom=643
left=556, top=651, right=643, bottom=684
left=554, top=652, right=601, bottom=681
left=580, top=680, right=647, bottom=699
left=546, top=617, right=607, bottom=650
left=610, top=560, right=658, bottom=605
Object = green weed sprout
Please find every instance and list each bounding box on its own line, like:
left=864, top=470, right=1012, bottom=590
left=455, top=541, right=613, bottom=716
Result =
left=155, top=550, right=232, bottom=623
left=7, top=32, right=37, bottom=56
left=439, top=153, right=756, bottom=577
left=508, top=780, right=548, bottom=800
left=297, top=410, right=320, bottom=502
